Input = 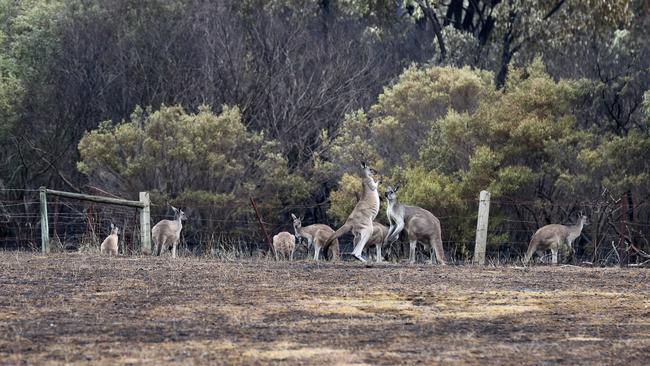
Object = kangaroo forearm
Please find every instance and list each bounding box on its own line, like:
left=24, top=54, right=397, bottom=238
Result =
left=383, top=235, right=392, bottom=246
left=385, top=225, right=397, bottom=244
left=390, top=223, right=404, bottom=240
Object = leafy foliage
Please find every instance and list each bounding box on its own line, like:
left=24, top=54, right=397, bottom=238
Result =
left=79, top=104, right=311, bottom=198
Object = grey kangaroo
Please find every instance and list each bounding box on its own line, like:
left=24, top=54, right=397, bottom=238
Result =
left=384, top=184, right=446, bottom=264
left=323, top=162, right=381, bottom=263
left=524, top=213, right=588, bottom=265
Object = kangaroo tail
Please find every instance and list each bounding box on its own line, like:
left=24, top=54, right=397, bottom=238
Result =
left=431, top=235, right=446, bottom=265
left=326, top=239, right=340, bottom=261
left=323, top=223, right=352, bottom=252
left=523, top=235, right=538, bottom=264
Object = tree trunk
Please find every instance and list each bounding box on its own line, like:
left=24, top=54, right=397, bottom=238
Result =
left=461, top=1, right=476, bottom=31
left=495, top=2, right=516, bottom=88
left=495, top=47, right=512, bottom=89
left=416, top=0, right=447, bottom=62
left=444, top=0, right=463, bottom=28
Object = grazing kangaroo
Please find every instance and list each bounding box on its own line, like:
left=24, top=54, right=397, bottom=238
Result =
left=152, top=206, right=187, bottom=258
left=272, top=231, right=296, bottom=261
left=364, top=221, right=388, bottom=263
left=384, top=185, right=446, bottom=264
left=323, top=162, right=381, bottom=263
left=291, top=214, right=339, bottom=260
left=524, top=213, right=588, bottom=265
left=100, top=223, right=119, bottom=256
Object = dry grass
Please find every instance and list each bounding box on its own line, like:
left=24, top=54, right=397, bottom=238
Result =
left=0, top=252, right=649, bottom=365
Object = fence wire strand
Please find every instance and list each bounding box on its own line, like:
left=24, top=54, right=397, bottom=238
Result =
left=1, top=188, right=649, bottom=264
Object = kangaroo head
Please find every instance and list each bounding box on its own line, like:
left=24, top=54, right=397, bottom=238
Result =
left=110, top=223, right=120, bottom=235
left=384, top=184, right=400, bottom=201
left=578, top=211, right=589, bottom=226
left=291, top=213, right=302, bottom=230
left=361, top=162, right=382, bottom=192
left=360, top=161, right=378, bottom=179
left=171, top=206, right=187, bottom=221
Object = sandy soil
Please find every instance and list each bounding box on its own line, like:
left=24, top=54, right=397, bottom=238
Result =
left=0, top=252, right=648, bottom=365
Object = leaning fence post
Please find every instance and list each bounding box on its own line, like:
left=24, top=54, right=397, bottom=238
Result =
left=473, top=190, right=490, bottom=265
left=250, top=196, right=274, bottom=256
left=39, top=187, right=50, bottom=253
left=139, top=192, right=151, bottom=255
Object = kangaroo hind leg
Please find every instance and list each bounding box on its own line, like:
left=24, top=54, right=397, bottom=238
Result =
left=551, top=249, right=558, bottom=265
left=351, top=228, right=371, bottom=262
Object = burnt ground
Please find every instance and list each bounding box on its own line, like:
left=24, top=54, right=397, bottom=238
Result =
left=0, top=252, right=648, bottom=365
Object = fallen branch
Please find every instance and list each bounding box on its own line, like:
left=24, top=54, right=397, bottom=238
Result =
left=629, top=242, right=650, bottom=259
left=627, top=259, right=650, bottom=268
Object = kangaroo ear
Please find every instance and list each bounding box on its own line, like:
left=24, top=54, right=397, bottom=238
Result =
left=110, top=223, right=114, bottom=229
left=291, top=213, right=297, bottom=220
left=361, top=161, right=367, bottom=169
left=171, top=206, right=178, bottom=213
left=395, top=183, right=401, bottom=192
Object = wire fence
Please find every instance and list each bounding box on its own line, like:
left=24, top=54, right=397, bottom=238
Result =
left=1, top=188, right=649, bottom=265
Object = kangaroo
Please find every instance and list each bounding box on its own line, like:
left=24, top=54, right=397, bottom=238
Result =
left=272, top=231, right=296, bottom=261
left=100, top=223, right=119, bottom=256
left=384, top=185, right=446, bottom=264
left=364, top=221, right=388, bottom=263
left=291, top=214, right=339, bottom=260
left=323, top=162, right=381, bottom=263
left=524, top=213, right=588, bottom=265
left=152, top=206, right=187, bottom=258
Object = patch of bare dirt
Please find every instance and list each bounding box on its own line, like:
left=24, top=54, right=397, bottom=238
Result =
left=0, top=253, right=648, bottom=365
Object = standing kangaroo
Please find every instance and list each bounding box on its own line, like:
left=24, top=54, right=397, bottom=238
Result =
left=384, top=185, right=446, bottom=264
left=100, top=223, right=119, bottom=256
left=272, top=231, right=296, bottom=261
left=524, top=213, right=588, bottom=265
left=364, top=221, right=388, bottom=263
left=291, top=214, right=339, bottom=260
left=323, top=162, right=381, bottom=263
left=152, top=206, right=187, bottom=258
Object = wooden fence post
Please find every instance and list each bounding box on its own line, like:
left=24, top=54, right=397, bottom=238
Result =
left=473, top=190, right=490, bottom=265
left=250, top=197, right=274, bottom=256
left=139, top=192, right=151, bottom=255
left=39, top=187, right=50, bottom=253
left=617, top=194, right=630, bottom=267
